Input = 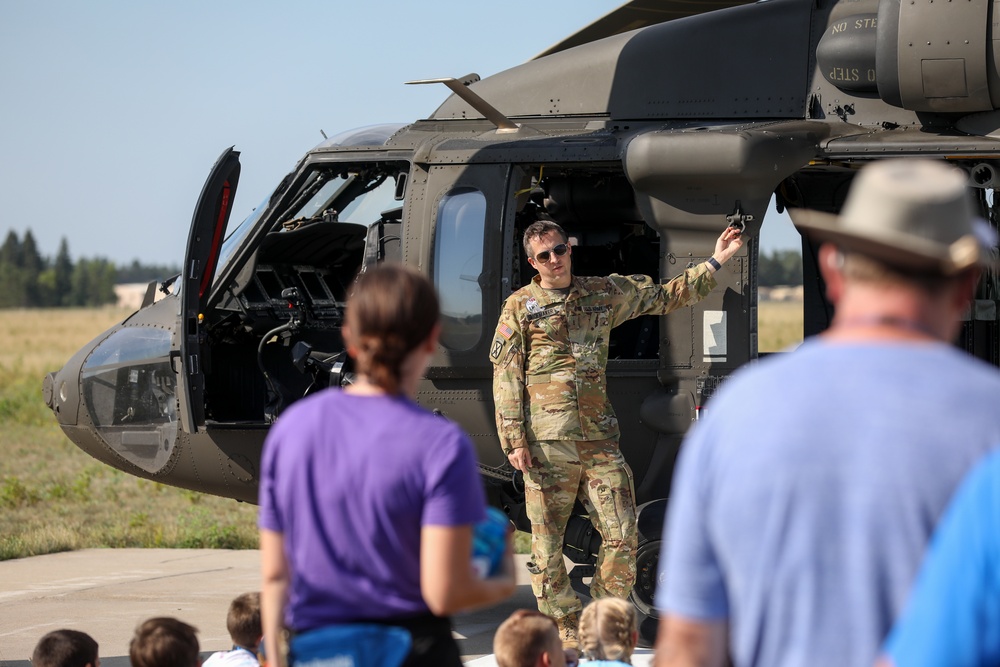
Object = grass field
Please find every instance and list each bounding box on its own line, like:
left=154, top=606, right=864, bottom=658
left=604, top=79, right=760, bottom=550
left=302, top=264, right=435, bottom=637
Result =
left=758, top=300, right=805, bottom=352
left=0, top=308, right=259, bottom=560
left=0, top=304, right=802, bottom=561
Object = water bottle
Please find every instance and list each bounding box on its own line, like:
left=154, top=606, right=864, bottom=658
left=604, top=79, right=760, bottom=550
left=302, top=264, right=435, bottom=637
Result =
left=472, top=506, right=509, bottom=578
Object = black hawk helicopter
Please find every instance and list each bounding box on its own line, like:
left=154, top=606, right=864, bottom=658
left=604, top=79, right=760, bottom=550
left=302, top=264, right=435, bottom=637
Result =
left=43, top=0, right=1000, bottom=636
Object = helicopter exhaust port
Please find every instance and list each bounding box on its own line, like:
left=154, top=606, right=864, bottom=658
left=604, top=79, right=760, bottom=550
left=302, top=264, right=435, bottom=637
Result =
left=965, top=162, right=1000, bottom=189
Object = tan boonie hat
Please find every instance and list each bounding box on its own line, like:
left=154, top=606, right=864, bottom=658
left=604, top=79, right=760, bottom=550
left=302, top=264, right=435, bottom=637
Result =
left=789, top=159, right=997, bottom=275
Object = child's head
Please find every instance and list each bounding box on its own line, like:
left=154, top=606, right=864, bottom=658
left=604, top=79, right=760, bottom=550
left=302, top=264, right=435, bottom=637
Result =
left=129, top=617, right=199, bottom=667
left=226, top=592, right=262, bottom=651
left=579, top=597, right=638, bottom=664
left=494, top=610, right=566, bottom=667
left=32, top=629, right=99, bottom=667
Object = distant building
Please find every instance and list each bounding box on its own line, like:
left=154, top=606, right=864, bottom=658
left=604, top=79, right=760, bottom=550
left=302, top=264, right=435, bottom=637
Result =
left=758, top=285, right=804, bottom=302
left=113, top=283, right=164, bottom=310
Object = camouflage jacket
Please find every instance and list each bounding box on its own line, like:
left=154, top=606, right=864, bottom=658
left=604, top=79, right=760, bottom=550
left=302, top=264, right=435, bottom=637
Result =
left=490, top=265, right=717, bottom=451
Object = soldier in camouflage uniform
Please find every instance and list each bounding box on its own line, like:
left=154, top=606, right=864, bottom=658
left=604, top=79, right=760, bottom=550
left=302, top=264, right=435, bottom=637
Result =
left=489, top=217, right=743, bottom=649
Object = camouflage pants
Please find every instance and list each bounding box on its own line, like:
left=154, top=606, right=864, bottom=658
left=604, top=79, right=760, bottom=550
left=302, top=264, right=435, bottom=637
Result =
left=522, top=437, right=638, bottom=620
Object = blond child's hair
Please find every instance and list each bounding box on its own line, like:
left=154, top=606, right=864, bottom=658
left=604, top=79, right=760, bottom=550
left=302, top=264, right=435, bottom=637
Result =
left=579, top=597, right=637, bottom=663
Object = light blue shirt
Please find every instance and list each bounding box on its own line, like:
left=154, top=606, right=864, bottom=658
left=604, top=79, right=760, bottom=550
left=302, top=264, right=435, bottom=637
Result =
left=659, top=340, right=1000, bottom=667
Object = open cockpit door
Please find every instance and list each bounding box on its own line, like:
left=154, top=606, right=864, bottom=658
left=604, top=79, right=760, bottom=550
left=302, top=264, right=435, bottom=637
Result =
left=178, top=147, right=241, bottom=432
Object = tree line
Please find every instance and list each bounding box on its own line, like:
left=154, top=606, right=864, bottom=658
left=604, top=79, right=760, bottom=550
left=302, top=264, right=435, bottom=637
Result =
left=0, top=230, right=179, bottom=308
left=758, top=249, right=803, bottom=286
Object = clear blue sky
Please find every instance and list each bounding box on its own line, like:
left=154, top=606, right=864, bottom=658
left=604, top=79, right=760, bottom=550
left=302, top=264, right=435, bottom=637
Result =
left=0, top=1, right=800, bottom=267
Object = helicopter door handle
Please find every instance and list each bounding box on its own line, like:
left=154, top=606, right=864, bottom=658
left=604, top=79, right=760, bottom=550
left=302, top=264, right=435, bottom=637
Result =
left=168, top=350, right=198, bottom=375
left=169, top=350, right=183, bottom=375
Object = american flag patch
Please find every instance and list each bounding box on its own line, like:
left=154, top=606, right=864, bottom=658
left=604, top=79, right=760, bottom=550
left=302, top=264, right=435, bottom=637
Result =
left=498, top=323, right=514, bottom=339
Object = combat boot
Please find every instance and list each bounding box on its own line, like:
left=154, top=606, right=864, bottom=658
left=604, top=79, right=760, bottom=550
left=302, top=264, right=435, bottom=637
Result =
left=555, top=611, right=580, bottom=650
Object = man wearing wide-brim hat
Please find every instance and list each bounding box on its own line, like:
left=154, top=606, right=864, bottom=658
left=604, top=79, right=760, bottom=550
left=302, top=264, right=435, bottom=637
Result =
left=653, top=159, right=1000, bottom=667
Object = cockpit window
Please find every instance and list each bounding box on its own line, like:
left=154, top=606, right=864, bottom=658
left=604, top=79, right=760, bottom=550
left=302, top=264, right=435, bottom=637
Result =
left=313, top=123, right=406, bottom=149
left=281, top=168, right=402, bottom=230
left=339, top=177, right=397, bottom=224
left=290, top=173, right=398, bottom=225
left=83, top=327, right=172, bottom=369
left=294, top=177, right=350, bottom=219
left=434, top=188, right=487, bottom=351
left=215, top=193, right=271, bottom=285
left=81, top=327, right=177, bottom=474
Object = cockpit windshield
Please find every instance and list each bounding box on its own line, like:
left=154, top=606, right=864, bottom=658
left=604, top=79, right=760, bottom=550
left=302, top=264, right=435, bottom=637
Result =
left=279, top=166, right=402, bottom=230
left=215, top=193, right=272, bottom=284
left=294, top=178, right=350, bottom=219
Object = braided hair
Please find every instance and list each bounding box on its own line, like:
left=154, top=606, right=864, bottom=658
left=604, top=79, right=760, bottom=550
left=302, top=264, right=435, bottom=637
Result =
left=343, top=263, right=440, bottom=395
left=579, top=597, right=638, bottom=664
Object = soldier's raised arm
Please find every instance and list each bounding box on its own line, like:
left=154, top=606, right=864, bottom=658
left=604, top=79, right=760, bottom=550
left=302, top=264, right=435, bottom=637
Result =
left=610, top=225, right=743, bottom=325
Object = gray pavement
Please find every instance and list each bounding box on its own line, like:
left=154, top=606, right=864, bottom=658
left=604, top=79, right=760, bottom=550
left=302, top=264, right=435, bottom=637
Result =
left=0, top=549, right=539, bottom=666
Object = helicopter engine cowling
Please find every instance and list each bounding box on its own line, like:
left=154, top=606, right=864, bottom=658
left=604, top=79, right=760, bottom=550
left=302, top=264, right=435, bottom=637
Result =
left=818, top=0, right=1000, bottom=113
left=877, top=0, right=998, bottom=112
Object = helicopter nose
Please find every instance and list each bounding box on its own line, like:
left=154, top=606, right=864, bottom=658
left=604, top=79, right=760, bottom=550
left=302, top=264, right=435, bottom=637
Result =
left=43, top=371, right=56, bottom=411
left=43, top=367, right=76, bottom=422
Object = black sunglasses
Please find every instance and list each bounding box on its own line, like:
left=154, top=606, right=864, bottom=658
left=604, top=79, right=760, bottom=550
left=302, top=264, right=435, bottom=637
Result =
left=534, top=243, right=569, bottom=263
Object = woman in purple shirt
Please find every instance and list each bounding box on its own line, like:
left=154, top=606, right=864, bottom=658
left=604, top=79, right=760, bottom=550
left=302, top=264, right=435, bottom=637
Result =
left=259, top=264, right=516, bottom=667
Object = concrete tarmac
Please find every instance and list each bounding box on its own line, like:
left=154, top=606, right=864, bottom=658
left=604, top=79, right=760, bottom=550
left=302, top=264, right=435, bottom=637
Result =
left=0, top=549, right=541, bottom=666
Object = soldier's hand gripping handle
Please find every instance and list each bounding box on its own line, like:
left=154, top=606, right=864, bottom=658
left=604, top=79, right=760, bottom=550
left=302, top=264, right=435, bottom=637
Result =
left=711, top=225, right=744, bottom=269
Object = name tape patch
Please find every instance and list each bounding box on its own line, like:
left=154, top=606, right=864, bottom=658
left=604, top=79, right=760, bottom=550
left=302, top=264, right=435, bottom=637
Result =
left=527, top=307, right=558, bottom=322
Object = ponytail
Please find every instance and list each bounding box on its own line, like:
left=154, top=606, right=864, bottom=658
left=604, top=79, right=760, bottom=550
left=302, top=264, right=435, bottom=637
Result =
left=344, top=264, right=440, bottom=394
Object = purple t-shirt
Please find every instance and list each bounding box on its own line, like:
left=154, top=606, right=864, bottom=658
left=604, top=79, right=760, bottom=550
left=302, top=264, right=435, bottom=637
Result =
left=258, top=389, right=486, bottom=631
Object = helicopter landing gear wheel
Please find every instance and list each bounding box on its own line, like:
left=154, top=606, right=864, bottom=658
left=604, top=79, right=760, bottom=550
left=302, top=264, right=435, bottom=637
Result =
left=629, top=539, right=661, bottom=647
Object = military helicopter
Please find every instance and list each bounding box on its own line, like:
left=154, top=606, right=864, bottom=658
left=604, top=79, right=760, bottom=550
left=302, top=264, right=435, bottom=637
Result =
left=43, top=0, right=1000, bottom=639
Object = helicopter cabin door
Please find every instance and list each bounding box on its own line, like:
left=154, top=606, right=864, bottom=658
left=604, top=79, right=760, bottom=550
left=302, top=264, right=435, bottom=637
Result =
left=176, top=147, right=241, bottom=434
left=410, top=163, right=512, bottom=467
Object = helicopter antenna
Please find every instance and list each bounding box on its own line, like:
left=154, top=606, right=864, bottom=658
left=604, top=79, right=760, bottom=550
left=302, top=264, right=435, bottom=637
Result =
left=320, top=129, right=328, bottom=140
left=406, top=74, right=519, bottom=133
